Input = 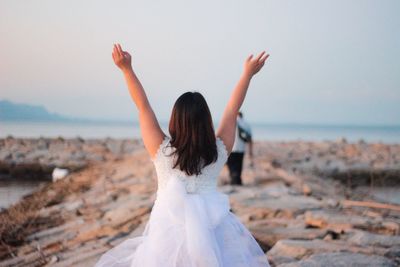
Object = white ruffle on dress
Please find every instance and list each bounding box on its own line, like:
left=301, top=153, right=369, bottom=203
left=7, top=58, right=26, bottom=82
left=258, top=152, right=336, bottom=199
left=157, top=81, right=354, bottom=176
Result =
left=94, top=136, right=270, bottom=267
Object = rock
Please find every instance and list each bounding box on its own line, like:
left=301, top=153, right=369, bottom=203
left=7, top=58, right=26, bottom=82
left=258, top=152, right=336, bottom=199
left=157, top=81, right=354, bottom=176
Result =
left=105, top=139, right=124, bottom=154
left=108, top=217, right=150, bottom=247
left=271, top=256, right=297, bottom=266
left=267, top=239, right=309, bottom=265
left=271, top=159, right=282, bottom=168
left=278, top=252, right=396, bottom=267
left=325, top=198, right=339, bottom=208
left=37, top=137, right=49, bottom=149
left=1, top=138, right=399, bottom=267
left=249, top=225, right=328, bottom=249
left=305, top=210, right=379, bottom=233
left=384, top=246, right=400, bottom=263
left=358, top=139, right=367, bottom=145
left=381, top=221, right=399, bottom=235
left=71, top=150, right=86, bottom=161
left=103, top=203, right=150, bottom=227
left=46, top=243, right=109, bottom=267
left=13, top=150, right=25, bottom=159
left=262, top=182, right=291, bottom=197
left=44, top=255, right=58, bottom=265
left=302, top=184, right=312, bottom=196
left=234, top=194, right=326, bottom=220
left=27, top=218, right=85, bottom=241
left=348, top=230, right=400, bottom=248
left=267, top=239, right=388, bottom=266
left=64, top=160, right=87, bottom=171
left=87, top=154, right=105, bottom=161
left=0, top=150, right=12, bottom=161
left=0, top=137, right=140, bottom=183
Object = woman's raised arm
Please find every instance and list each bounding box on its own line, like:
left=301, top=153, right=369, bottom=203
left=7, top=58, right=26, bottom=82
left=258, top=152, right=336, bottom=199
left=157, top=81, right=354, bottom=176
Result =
left=216, top=51, right=269, bottom=154
left=112, top=43, right=166, bottom=158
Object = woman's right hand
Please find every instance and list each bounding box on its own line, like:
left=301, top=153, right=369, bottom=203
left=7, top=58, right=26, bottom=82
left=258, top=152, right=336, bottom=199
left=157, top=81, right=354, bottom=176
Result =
left=112, top=43, right=132, bottom=72
left=243, top=51, right=269, bottom=78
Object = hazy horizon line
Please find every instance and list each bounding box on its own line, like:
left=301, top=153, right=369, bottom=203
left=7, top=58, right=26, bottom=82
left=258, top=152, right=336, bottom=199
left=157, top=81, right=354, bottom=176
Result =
left=2, top=98, right=400, bottom=128
left=3, top=118, right=400, bottom=129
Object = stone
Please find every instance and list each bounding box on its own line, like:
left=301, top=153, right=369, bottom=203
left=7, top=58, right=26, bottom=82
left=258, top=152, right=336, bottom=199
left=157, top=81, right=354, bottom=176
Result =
left=250, top=225, right=327, bottom=249
left=27, top=218, right=85, bottom=241
left=103, top=204, right=150, bottom=227
left=305, top=210, right=377, bottom=233
left=0, top=150, right=12, bottom=161
left=278, top=252, right=396, bottom=267
left=348, top=230, right=400, bottom=248
left=27, top=149, right=48, bottom=161
left=267, top=239, right=388, bottom=265
left=302, top=184, right=312, bottom=196
left=235, top=194, right=326, bottom=220
left=384, top=245, right=400, bottom=263
left=1, top=138, right=400, bottom=267
left=381, top=221, right=399, bottom=235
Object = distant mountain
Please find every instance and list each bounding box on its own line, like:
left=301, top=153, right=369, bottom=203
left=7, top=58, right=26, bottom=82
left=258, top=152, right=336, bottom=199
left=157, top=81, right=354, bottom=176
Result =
left=0, top=99, right=71, bottom=121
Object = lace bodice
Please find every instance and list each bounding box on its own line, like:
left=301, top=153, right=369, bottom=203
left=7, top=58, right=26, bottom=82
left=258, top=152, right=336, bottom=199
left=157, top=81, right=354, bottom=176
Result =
left=151, top=136, right=228, bottom=194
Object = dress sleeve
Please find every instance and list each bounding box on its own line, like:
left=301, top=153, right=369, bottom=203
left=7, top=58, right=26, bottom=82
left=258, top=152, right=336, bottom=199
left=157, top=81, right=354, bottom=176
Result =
left=216, top=137, right=228, bottom=164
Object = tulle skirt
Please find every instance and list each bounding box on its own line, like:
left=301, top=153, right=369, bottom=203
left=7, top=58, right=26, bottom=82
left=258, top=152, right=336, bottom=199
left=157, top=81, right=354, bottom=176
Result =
left=94, top=177, right=270, bottom=267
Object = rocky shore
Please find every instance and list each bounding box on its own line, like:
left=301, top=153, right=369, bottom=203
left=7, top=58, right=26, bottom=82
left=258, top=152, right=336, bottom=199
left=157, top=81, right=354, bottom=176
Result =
left=0, top=136, right=142, bottom=180
left=0, top=137, right=399, bottom=266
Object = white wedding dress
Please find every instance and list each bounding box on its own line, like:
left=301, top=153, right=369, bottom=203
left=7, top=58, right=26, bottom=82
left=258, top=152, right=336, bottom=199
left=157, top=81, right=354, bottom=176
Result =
left=94, top=136, right=270, bottom=267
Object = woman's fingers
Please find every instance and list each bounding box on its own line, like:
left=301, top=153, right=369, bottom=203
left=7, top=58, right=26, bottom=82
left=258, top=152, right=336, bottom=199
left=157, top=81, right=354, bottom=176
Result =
left=114, top=44, right=121, bottom=58
left=113, top=44, right=119, bottom=58
left=117, top=43, right=124, bottom=56
left=115, top=43, right=132, bottom=61
left=112, top=43, right=133, bottom=71
left=123, top=51, right=131, bottom=58
left=256, top=51, right=266, bottom=62
left=243, top=50, right=269, bottom=76
left=117, top=44, right=123, bottom=57
left=260, top=53, right=270, bottom=63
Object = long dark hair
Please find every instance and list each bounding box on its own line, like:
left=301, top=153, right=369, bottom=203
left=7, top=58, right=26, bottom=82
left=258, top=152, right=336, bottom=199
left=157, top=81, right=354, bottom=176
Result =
left=168, top=91, right=218, bottom=176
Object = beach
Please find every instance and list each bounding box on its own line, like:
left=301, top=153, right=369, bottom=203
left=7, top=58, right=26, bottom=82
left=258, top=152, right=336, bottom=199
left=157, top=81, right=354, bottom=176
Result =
left=2, top=0, right=400, bottom=265
left=0, top=137, right=399, bottom=266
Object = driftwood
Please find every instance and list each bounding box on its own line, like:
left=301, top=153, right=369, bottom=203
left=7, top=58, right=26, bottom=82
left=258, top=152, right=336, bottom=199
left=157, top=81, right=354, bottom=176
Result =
left=341, top=200, right=400, bottom=212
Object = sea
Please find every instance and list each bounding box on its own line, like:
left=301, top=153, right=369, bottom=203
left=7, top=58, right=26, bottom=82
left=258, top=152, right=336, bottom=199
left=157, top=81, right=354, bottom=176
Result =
left=1, top=121, right=400, bottom=143
left=1, top=121, right=399, bottom=209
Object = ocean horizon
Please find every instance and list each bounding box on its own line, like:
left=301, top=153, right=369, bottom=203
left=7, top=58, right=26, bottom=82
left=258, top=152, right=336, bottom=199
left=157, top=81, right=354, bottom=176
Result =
left=1, top=121, right=399, bottom=144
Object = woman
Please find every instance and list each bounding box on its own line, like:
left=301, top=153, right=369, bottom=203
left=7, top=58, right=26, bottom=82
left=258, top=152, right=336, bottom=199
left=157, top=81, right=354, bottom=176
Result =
left=94, top=44, right=270, bottom=267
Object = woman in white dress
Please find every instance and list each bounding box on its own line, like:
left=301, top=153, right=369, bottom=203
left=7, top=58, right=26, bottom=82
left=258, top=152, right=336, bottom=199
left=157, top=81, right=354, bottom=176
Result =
left=94, top=44, right=270, bottom=267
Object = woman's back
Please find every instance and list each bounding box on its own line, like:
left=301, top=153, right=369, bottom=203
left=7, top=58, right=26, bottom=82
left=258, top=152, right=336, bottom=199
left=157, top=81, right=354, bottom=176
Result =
left=152, top=136, right=228, bottom=194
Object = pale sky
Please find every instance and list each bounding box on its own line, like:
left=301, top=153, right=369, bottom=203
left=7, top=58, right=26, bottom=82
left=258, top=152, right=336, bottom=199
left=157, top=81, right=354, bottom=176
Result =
left=1, top=0, right=399, bottom=125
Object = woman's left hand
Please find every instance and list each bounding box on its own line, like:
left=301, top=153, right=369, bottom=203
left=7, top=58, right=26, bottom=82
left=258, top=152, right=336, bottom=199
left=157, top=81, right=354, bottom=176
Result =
left=112, top=43, right=132, bottom=71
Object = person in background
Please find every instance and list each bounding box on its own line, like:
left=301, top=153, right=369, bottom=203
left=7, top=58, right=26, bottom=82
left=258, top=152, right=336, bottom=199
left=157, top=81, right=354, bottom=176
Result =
left=226, top=111, right=253, bottom=185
